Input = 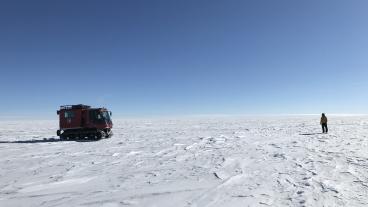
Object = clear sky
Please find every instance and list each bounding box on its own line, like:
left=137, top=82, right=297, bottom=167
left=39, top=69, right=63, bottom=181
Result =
left=1, top=0, right=368, bottom=118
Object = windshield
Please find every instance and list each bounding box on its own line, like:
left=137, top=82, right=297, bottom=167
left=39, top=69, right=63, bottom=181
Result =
left=90, top=110, right=111, bottom=123
left=101, top=111, right=111, bottom=121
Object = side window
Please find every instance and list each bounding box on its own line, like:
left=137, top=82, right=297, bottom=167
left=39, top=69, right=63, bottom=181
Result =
left=64, top=111, right=75, bottom=118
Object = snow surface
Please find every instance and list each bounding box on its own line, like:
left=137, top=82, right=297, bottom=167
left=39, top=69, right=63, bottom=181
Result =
left=1, top=116, right=368, bottom=207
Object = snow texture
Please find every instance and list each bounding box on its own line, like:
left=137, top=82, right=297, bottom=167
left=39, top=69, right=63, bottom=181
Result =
left=1, top=116, right=368, bottom=207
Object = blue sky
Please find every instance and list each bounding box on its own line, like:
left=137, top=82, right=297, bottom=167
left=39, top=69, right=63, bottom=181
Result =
left=1, top=0, right=368, bottom=118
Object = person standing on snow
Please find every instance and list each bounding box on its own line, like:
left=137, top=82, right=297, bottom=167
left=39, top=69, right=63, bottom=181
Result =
left=320, top=113, right=328, bottom=133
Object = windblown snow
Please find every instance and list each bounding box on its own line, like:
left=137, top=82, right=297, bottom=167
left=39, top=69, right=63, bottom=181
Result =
left=1, top=116, right=368, bottom=207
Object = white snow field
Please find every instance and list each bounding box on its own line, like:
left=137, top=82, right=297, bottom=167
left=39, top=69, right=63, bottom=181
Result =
left=0, top=116, right=368, bottom=207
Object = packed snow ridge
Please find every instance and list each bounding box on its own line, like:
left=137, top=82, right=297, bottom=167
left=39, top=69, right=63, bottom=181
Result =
left=0, top=116, right=368, bottom=207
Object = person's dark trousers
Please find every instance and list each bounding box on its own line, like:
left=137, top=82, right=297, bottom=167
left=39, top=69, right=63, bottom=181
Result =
left=322, top=123, right=328, bottom=133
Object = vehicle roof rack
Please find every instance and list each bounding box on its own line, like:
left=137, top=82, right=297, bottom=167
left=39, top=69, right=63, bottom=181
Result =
left=60, top=104, right=91, bottom=110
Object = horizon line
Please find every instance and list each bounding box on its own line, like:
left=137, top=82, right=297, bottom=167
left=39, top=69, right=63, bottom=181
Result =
left=1, top=113, right=368, bottom=121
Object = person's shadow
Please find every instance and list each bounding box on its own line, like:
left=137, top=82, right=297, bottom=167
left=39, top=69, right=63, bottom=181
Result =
left=0, top=138, right=98, bottom=143
left=299, top=133, right=323, bottom=136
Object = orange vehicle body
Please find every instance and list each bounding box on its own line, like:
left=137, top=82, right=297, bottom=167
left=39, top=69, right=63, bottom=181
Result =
left=56, top=104, right=113, bottom=139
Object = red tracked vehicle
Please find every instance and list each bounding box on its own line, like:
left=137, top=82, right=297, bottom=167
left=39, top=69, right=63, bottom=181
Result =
left=56, top=104, right=113, bottom=140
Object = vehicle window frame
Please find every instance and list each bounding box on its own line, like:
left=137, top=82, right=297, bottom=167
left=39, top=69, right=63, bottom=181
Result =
left=64, top=111, right=75, bottom=118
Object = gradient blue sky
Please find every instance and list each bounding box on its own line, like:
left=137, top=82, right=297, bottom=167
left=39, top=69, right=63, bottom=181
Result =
left=1, top=0, right=368, bottom=118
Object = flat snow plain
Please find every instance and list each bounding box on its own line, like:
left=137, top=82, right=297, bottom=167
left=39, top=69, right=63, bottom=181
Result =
left=0, top=116, right=368, bottom=207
